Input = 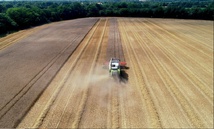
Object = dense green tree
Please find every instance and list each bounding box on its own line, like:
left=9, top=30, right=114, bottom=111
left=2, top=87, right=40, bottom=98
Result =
left=0, top=1, right=213, bottom=35
left=153, top=6, right=164, bottom=17
left=72, top=2, right=86, bottom=18
left=6, top=7, right=45, bottom=28
left=119, top=8, right=128, bottom=16
left=117, top=2, right=128, bottom=8
left=87, top=4, right=99, bottom=17
left=0, top=13, right=17, bottom=34
left=0, top=5, right=6, bottom=13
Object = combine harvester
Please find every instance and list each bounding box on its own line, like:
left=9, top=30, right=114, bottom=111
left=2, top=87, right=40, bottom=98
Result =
left=108, top=58, right=126, bottom=76
left=104, top=58, right=127, bottom=80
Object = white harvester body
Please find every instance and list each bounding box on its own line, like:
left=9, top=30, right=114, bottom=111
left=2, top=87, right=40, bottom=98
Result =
left=109, top=58, right=121, bottom=76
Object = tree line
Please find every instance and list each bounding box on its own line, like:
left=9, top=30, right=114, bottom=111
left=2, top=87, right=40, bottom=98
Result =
left=0, top=1, right=213, bottom=35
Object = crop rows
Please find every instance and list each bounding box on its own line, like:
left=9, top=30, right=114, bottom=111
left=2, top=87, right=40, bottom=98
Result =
left=0, top=18, right=212, bottom=128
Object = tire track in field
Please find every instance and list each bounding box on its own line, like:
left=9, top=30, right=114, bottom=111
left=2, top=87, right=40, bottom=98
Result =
left=107, top=18, right=125, bottom=128
left=115, top=19, right=128, bottom=128
left=17, top=19, right=100, bottom=128
left=144, top=19, right=212, bottom=59
left=115, top=19, right=125, bottom=61
left=72, top=19, right=108, bottom=128
left=107, top=86, right=112, bottom=128
left=110, top=85, right=120, bottom=128
left=140, top=19, right=212, bottom=74
left=107, top=18, right=127, bottom=128
left=129, top=20, right=205, bottom=128
left=108, top=18, right=120, bottom=128
left=119, top=19, right=162, bottom=128
left=111, top=18, right=126, bottom=128
left=118, top=86, right=127, bottom=128
left=107, top=18, right=125, bottom=61
left=107, top=18, right=117, bottom=59
left=113, top=20, right=122, bottom=60
left=138, top=19, right=213, bottom=96
left=100, top=18, right=119, bottom=128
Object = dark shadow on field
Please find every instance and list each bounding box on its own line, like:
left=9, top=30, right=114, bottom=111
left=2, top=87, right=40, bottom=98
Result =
left=120, top=70, right=129, bottom=83
left=121, top=66, right=129, bottom=69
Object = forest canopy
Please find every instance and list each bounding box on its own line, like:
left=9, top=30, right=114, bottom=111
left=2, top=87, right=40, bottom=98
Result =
left=0, top=1, right=213, bottom=35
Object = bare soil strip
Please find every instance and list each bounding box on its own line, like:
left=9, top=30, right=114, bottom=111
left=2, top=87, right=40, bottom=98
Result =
left=106, top=18, right=126, bottom=128
left=107, top=18, right=125, bottom=61
left=0, top=18, right=98, bottom=128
